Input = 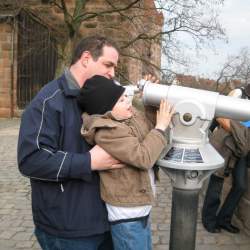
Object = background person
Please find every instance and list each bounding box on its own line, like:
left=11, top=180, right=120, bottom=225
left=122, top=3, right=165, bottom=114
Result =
left=202, top=87, right=250, bottom=234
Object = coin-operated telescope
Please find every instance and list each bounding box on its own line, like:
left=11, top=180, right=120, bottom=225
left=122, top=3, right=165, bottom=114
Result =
left=138, top=80, right=250, bottom=250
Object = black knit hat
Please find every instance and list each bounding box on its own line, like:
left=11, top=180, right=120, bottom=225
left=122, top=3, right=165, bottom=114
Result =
left=77, top=75, right=125, bottom=115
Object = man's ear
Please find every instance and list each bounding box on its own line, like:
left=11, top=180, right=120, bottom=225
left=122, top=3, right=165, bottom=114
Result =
left=80, top=51, right=91, bottom=68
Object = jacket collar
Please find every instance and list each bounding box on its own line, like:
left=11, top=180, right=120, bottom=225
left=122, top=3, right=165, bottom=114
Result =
left=58, top=73, right=80, bottom=97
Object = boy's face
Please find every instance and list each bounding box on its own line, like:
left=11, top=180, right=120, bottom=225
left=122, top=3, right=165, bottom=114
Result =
left=111, top=95, right=133, bottom=120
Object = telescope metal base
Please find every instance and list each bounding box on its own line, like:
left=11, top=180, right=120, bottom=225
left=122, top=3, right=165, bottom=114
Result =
left=170, top=188, right=199, bottom=250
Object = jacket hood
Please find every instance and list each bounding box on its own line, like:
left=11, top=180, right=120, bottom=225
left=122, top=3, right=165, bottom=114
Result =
left=81, top=112, right=118, bottom=145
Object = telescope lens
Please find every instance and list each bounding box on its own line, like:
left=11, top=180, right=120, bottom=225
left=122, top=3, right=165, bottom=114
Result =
left=183, top=113, right=192, bottom=122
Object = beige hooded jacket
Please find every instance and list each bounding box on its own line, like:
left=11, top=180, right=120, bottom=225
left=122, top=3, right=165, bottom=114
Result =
left=81, top=108, right=167, bottom=207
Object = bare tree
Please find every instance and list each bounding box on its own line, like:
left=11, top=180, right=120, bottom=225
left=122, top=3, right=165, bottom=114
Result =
left=156, top=0, right=226, bottom=80
left=215, top=47, right=250, bottom=92
left=110, top=0, right=227, bottom=81
left=0, top=0, right=226, bottom=81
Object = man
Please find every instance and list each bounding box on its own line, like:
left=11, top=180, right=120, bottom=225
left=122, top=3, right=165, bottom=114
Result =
left=18, top=36, right=123, bottom=250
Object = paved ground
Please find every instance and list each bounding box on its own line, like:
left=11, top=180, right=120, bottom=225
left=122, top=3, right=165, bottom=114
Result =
left=0, top=118, right=250, bottom=250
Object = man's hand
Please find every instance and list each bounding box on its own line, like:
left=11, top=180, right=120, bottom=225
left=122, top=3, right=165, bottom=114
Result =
left=90, top=145, right=123, bottom=170
left=143, top=74, right=159, bottom=84
left=216, top=117, right=231, bottom=132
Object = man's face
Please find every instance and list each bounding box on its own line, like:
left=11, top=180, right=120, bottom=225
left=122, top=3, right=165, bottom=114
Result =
left=87, top=46, right=119, bottom=79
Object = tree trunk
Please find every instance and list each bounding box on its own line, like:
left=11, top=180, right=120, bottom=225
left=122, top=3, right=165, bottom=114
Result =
left=55, top=39, right=74, bottom=77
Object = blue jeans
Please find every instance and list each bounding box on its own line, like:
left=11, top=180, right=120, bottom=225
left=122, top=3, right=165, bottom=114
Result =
left=35, top=227, right=113, bottom=250
left=202, top=157, right=248, bottom=230
left=217, top=156, right=248, bottom=224
left=110, top=218, right=152, bottom=250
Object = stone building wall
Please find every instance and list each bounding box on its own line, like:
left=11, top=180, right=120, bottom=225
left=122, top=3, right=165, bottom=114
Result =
left=0, top=21, right=13, bottom=117
left=78, top=0, right=163, bottom=83
left=0, top=0, right=163, bottom=116
left=43, top=0, right=163, bottom=83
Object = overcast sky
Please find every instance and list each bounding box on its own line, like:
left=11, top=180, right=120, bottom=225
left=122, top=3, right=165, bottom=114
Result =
left=173, top=0, right=250, bottom=79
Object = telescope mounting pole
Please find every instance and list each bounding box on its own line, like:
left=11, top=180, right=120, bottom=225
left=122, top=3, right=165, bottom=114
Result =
left=170, top=188, right=199, bottom=250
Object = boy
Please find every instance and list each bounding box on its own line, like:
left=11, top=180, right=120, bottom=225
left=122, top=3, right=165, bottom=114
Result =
left=77, top=75, right=173, bottom=250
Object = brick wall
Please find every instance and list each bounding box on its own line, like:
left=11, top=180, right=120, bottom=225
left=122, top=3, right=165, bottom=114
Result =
left=0, top=0, right=163, bottom=117
left=0, top=22, right=13, bottom=117
left=40, top=0, right=163, bottom=83
left=79, top=0, right=163, bottom=83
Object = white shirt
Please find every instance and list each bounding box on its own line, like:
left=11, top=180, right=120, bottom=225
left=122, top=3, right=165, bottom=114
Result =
left=106, top=169, right=156, bottom=222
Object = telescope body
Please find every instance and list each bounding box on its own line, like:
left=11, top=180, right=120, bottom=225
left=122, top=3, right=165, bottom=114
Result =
left=142, top=83, right=250, bottom=121
left=139, top=82, right=250, bottom=176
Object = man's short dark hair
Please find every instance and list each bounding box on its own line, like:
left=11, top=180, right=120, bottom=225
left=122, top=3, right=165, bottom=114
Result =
left=71, top=36, right=119, bottom=65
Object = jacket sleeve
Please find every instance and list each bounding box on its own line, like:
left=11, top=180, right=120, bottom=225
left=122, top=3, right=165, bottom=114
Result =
left=230, top=120, right=250, bottom=157
left=95, top=125, right=167, bottom=170
left=17, top=96, right=92, bottom=182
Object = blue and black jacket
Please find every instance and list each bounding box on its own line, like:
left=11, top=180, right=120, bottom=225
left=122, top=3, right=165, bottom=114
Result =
left=17, top=74, right=109, bottom=238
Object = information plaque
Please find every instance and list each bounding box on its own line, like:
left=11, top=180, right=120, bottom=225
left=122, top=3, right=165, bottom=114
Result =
left=164, top=147, right=204, bottom=163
